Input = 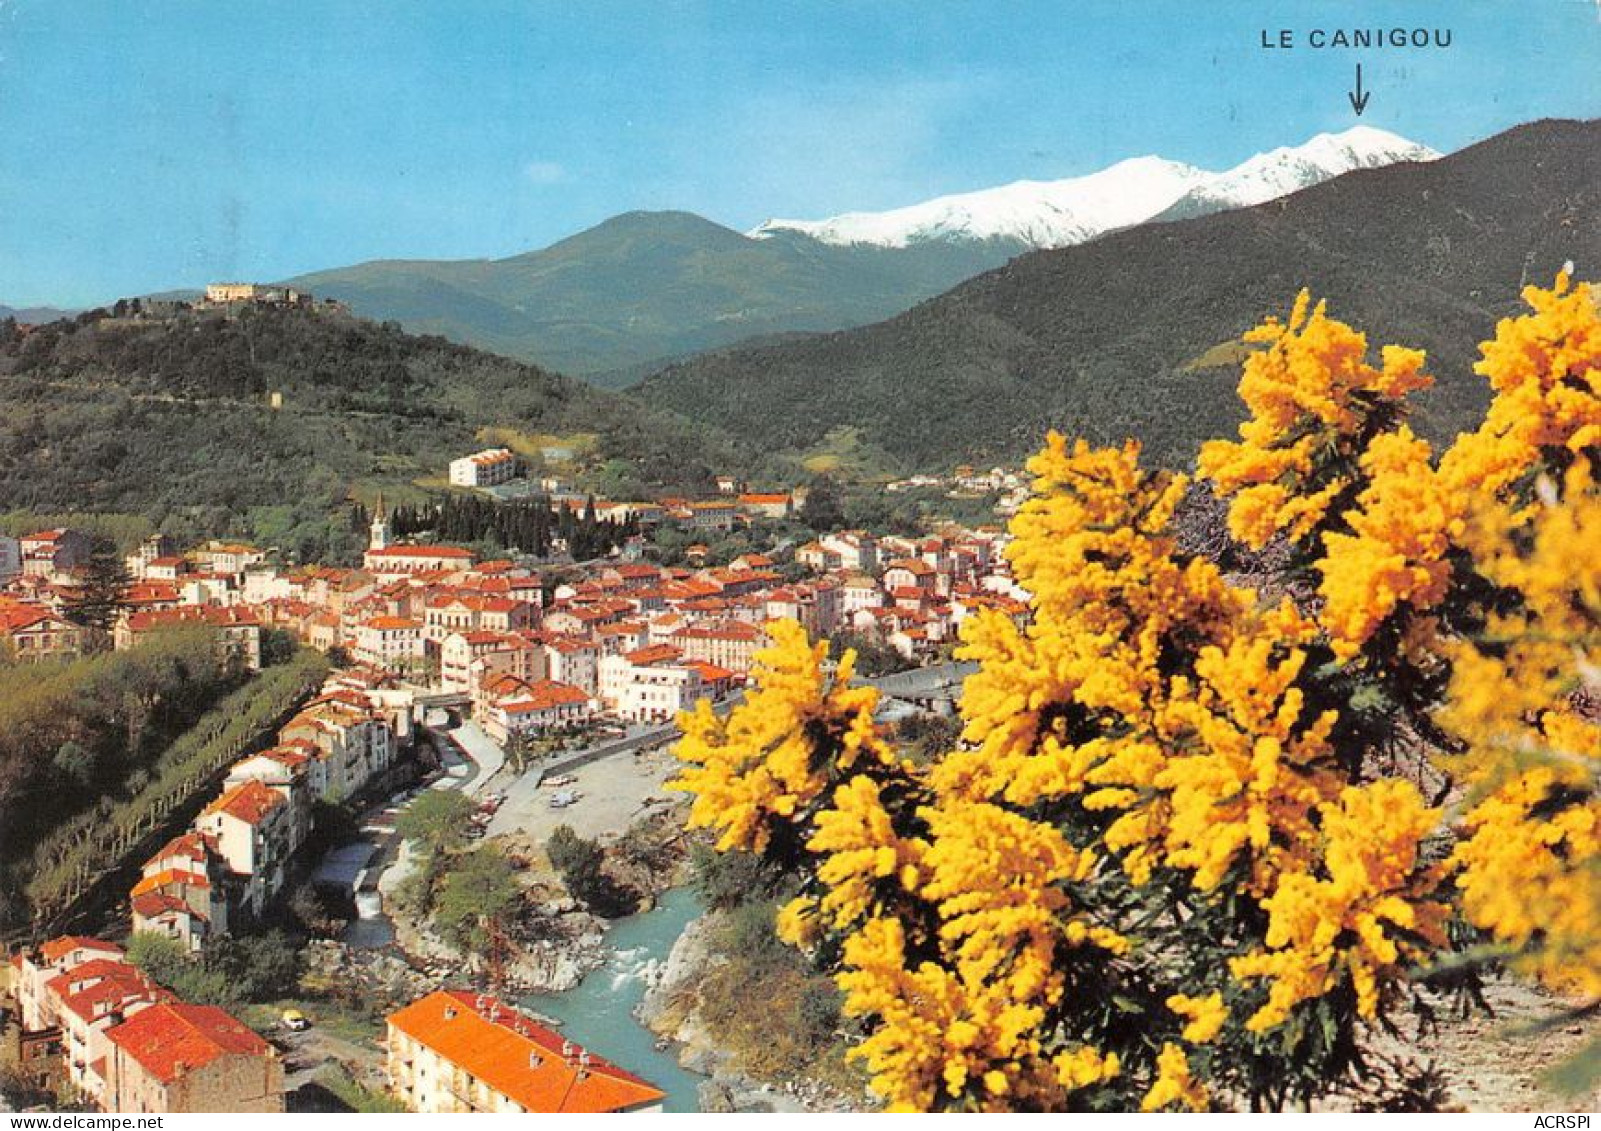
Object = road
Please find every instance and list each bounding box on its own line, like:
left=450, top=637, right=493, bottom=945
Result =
left=311, top=721, right=500, bottom=909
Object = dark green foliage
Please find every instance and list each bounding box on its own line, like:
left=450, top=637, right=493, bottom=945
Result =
left=126, top=929, right=302, bottom=1008
left=893, top=712, right=964, bottom=766
left=689, top=843, right=784, bottom=912
left=0, top=304, right=744, bottom=542
left=830, top=630, right=915, bottom=677
left=387, top=493, right=636, bottom=560
left=796, top=979, right=844, bottom=1046
left=546, top=824, right=638, bottom=917
left=636, top=120, right=1601, bottom=473
left=0, top=629, right=241, bottom=923
left=0, top=511, right=155, bottom=552
left=395, top=790, right=474, bottom=859
left=798, top=475, right=846, bottom=532
left=546, top=823, right=603, bottom=879
left=18, top=648, right=328, bottom=930
left=430, top=844, right=520, bottom=955
left=62, top=537, right=130, bottom=636
left=722, top=899, right=792, bottom=975
left=202, top=931, right=303, bottom=1002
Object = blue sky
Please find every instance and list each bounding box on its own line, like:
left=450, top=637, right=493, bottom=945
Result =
left=1, top=0, right=1597, bottom=305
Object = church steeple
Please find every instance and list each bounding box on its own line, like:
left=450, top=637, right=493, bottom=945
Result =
left=369, top=493, right=391, bottom=551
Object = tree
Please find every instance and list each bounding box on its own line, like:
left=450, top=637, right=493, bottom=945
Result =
left=64, top=537, right=130, bottom=639
left=125, top=931, right=237, bottom=1007
left=547, top=824, right=637, bottom=917
left=799, top=476, right=846, bottom=532
left=829, top=630, right=913, bottom=677
left=431, top=844, right=520, bottom=956
left=202, top=931, right=301, bottom=1002
left=259, top=626, right=298, bottom=666
left=688, top=843, right=782, bottom=911
left=396, top=789, right=474, bottom=859
left=673, top=276, right=1601, bottom=1112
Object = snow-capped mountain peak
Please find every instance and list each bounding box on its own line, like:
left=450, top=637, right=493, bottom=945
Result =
left=752, top=156, right=1208, bottom=249
left=751, top=126, right=1439, bottom=250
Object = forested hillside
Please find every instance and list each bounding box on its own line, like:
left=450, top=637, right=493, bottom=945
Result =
left=0, top=630, right=248, bottom=928
left=635, top=119, right=1601, bottom=473
left=0, top=305, right=747, bottom=555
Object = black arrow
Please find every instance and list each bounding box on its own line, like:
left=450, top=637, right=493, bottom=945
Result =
left=1348, top=63, right=1370, bottom=116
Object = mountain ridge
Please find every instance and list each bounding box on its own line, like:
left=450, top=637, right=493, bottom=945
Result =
left=281, top=127, right=1435, bottom=378
left=633, top=118, right=1598, bottom=476
left=751, top=126, right=1436, bottom=248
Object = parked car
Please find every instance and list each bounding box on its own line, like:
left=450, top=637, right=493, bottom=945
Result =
left=280, top=1009, right=310, bottom=1032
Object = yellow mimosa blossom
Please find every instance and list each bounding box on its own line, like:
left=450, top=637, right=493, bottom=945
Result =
left=1230, top=780, right=1448, bottom=1031
left=836, top=915, right=1119, bottom=1111
left=1144, top=632, right=1342, bottom=893
left=1436, top=456, right=1599, bottom=999
left=672, top=281, right=1599, bottom=1112
left=1141, top=1043, right=1209, bottom=1111
left=673, top=619, right=897, bottom=854
left=1166, top=992, right=1228, bottom=1043
left=1451, top=768, right=1600, bottom=998
left=806, top=774, right=928, bottom=932
left=1199, top=290, right=1431, bottom=549
left=1440, top=273, right=1601, bottom=497
left=1317, top=426, right=1460, bottom=659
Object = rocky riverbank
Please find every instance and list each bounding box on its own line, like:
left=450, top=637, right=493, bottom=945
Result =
left=638, top=911, right=873, bottom=1113
left=383, top=883, right=612, bottom=995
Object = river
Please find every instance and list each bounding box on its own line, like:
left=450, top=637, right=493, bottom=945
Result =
left=524, top=886, right=707, bottom=1112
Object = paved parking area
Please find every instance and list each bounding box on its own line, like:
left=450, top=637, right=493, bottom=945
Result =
left=486, top=742, right=683, bottom=845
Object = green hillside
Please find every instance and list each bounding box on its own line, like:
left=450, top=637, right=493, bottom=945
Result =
left=287, top=211, right=1019, bottom=379
left=0, top=305, right=747, bottom=555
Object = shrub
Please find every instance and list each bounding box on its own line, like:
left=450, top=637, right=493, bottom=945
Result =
left=673, top=276, right=1600, bottom=1111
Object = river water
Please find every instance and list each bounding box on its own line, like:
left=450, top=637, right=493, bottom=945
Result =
left=524, top=886, right=708, bottom=1112
left=334, top=838, right=708, bottom=1110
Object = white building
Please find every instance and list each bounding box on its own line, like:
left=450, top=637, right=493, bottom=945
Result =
left=386, top=991, right=664, bottom=1113
left=449, top=448, right=517, bottom=488
left=352, top=616, right=425, bottom=669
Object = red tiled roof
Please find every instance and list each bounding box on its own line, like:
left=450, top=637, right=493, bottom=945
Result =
left=106, top=1003, right=271, bottom=1084
left=39, top=936, right=122, bottom=964
left=363, top=615, right=421, bottom=631
left=0, top=606, right=55, bottom=633
left=52, top=965, right=170, bottom=1024
left=623, top=644, right=682, bottom=667
left=675, top=621, right=762, bottom=641
left=387, top=991, right=663, bottom=1113
left=126, top=606, right=260, bottom=632
left=885, top=558, right=935, bottom=576
left=131, top=868, right=211, bottom=898
left=149, top=831, right=218, bottom=867
left=131, top=891, right=197, bottom=921
left=202, top=780, right=284, bottom=826
left=684, top=660, right=735, bottom=682
left=367, top=545, right=474, bottom=559
left=499, top=680, right=589, bottom=713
